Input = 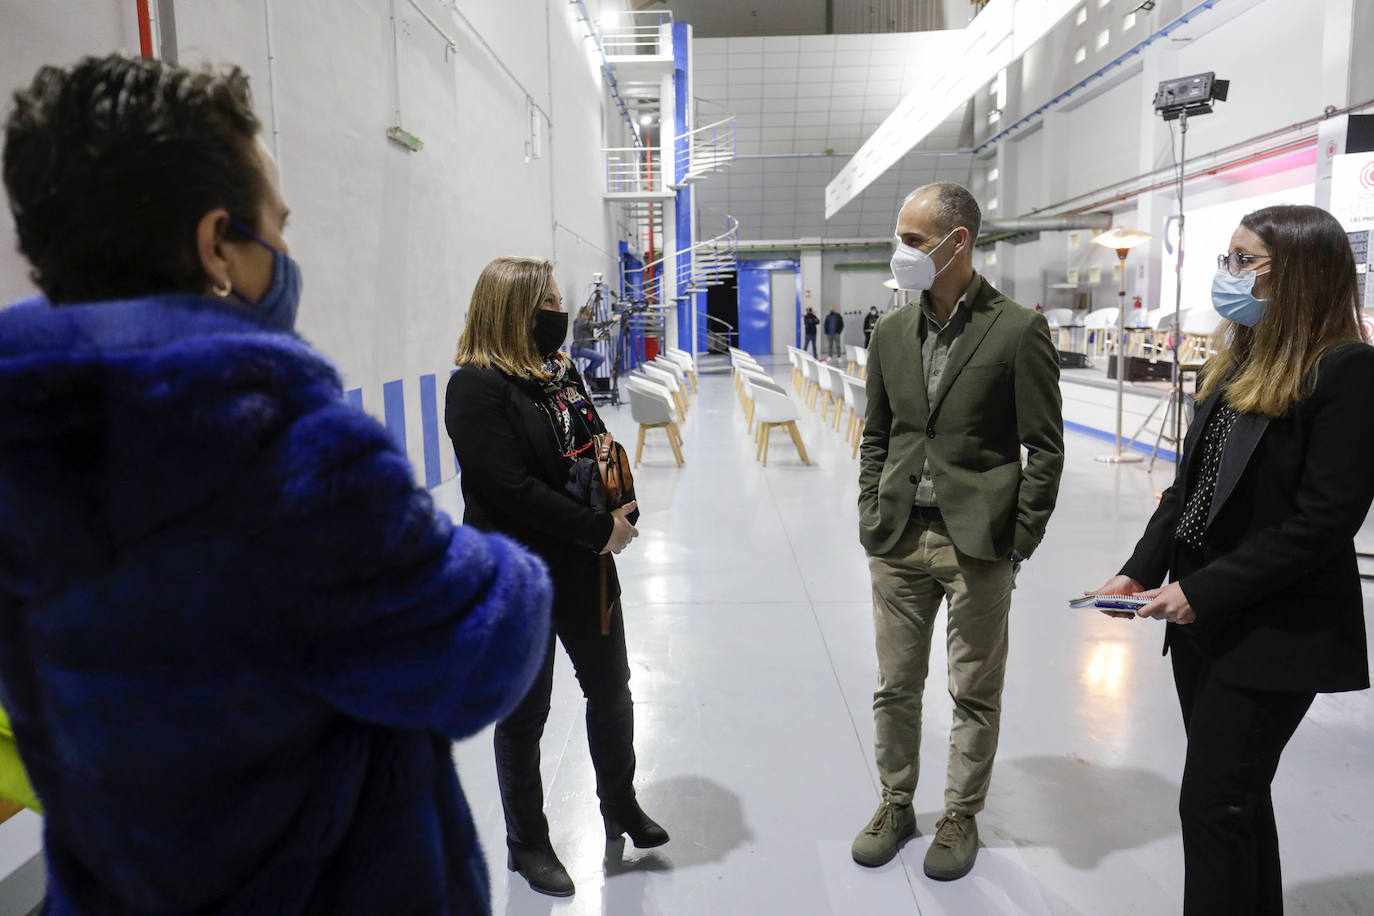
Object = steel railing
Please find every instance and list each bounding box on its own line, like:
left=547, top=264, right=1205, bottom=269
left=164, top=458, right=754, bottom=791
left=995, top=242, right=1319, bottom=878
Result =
left=601, top=10, right=671, bottom=57
left=604, top=147, right=664, bottom=195
left=673, top=114, right=737, bottom=185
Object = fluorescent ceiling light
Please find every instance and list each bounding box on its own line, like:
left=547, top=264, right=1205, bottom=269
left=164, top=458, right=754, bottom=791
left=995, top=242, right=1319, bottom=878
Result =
left=825, top=0, right=1082, bottom=219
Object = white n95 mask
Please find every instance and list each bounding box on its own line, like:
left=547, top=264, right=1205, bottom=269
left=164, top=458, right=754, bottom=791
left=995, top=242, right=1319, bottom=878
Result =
left=889, top=228, right=958, bottom=292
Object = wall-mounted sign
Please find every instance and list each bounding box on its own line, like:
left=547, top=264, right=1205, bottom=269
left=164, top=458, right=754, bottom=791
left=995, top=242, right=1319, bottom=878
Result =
left=1330, top=152, right=1374, bottom=308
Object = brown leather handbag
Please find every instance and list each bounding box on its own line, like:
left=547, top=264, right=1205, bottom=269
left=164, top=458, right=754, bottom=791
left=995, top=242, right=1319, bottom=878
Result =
left=592, top=431, right=634, bottom=510
left=591, top=431, right=635, bottom=635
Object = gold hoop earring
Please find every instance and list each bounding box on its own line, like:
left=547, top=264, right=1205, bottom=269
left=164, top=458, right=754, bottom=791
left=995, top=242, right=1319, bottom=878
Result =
left=213, top=279, right=231, bottom=298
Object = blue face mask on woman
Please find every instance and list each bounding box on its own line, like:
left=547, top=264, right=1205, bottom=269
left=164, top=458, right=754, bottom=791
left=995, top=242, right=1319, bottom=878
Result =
left=228, top=219, right=302, bottom=331
left=1210, top=268, right=1269, bottom=327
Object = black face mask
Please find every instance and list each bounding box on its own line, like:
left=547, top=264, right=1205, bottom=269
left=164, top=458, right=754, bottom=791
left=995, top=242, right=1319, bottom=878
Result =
left=532, top=309, right=569, bottom=356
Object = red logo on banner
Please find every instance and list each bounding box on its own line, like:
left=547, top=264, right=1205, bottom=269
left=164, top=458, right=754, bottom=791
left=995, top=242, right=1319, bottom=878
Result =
left=1362, top=161, right=1374, bottom=190
left=1328, top=140, right=1339, bottom=159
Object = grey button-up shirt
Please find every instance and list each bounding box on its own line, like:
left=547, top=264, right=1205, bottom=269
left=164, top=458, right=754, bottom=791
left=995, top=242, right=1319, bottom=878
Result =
left=914, top=274, right=981, bottom=507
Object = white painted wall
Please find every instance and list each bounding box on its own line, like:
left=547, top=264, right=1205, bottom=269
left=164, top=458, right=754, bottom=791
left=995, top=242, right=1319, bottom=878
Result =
left=1, top=0, right=625, bottom=488
left=769, top=268, right=797, bottom=354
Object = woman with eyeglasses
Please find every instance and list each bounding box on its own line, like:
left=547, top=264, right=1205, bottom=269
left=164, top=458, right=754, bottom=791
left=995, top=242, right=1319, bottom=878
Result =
left=445, top=258, right=667, bottom=899
left=1087, top=204, right=1374, bottom=915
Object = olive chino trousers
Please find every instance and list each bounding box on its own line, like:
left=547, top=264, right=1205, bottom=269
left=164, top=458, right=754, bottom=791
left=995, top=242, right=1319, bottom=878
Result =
left=868, top=514, right=1017, bottom=816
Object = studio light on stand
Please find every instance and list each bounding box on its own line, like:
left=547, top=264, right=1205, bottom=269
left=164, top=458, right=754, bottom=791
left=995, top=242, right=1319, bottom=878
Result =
left=1152, top=71, right=1228, bottom=471
left=883, top=276, right=902, bottom=309
left=1092, top=227, right=1153, bottom=464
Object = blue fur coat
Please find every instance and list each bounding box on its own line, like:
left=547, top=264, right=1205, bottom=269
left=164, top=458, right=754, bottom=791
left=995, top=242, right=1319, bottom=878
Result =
left=0, top=293, right=551, bottom=915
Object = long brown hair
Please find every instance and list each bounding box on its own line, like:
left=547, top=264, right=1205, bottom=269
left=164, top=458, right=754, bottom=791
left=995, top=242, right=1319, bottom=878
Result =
left=454, top=256, right=552, bottom=379
left=1198, top=205, right=1364, bottom=417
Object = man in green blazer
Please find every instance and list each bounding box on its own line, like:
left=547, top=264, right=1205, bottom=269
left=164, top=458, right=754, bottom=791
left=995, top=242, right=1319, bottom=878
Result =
left=851, top=183, right=1064, bottom=880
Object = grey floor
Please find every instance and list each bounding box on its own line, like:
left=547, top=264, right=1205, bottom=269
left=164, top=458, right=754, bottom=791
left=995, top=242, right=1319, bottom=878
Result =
left=432, top=358, right=1374, bottom=916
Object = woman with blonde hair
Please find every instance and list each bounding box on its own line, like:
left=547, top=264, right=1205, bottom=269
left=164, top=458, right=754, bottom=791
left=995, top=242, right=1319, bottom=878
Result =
left=1088, top=204, right=1374, bottom=914
left=445, top=257, right=666, bottom=898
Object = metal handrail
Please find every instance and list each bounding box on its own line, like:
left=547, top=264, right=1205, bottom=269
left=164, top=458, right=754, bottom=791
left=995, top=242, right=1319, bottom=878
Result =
left=602, top=10, right=671, bottom=57
left=604, top=147, right=663, bottom=194
left=673, top=115, right=737, bottom=184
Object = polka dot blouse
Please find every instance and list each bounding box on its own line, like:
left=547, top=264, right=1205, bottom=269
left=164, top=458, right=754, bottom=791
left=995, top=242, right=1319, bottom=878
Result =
left=1175, top=401, right=1241, bottom=550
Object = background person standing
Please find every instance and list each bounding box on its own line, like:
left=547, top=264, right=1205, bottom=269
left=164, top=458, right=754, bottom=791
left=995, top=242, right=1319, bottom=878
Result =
left=803, top=306, right=819, bottom=357
left=852, top=182, right=1064, bottom=882
left=864, top=306, right=880, bottom=347
left=824, top=307, right=845, bottom=359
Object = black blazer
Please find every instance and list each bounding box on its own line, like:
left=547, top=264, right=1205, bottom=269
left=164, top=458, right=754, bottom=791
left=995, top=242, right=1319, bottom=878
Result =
left=1121, top=343, right=1374, bottom=693
left=445, top=365, right=625, bottom=632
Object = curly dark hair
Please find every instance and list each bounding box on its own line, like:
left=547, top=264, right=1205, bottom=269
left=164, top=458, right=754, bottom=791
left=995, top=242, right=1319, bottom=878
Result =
left=3, top=54, right=265, bottom=303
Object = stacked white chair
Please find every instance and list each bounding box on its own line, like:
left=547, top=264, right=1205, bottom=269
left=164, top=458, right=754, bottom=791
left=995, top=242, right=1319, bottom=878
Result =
left=801, top=356, right=825, bottom=411
left=738, top=366, right=786, bottom=432
left=663, top=349, right=698, bottom=392
left=786, top=347, right=804, bottom=391
left=854, top=346, right=869, bottom=379
left=639, top=364, right=687, bottom=421
left=1043, top=307, right=1074, bottom=350
left=650, top=357, right=690, bottom=407
left=1178, top=308, right=1223, bottom=365
left=751, top=385, right=811, bottom=467
left=1083, top=307, right=1120, bottom=357
left=844, top=344, right=863, bottom=376
left=821, top=363, right=847, bottom=428
left=624, top=377, right=683, bottom=467
left=841, top=373, right=867, bottom=459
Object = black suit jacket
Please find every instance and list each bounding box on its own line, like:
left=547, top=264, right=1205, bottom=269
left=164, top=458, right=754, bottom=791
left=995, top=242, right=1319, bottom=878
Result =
left=445, top=365, right=629, bottom=633
left=1121, top=343, right=1374, bottom=693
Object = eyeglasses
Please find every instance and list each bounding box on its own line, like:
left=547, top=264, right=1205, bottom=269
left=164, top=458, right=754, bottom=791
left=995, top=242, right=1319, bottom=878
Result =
left=1217, top=251, right=1270, bottom=277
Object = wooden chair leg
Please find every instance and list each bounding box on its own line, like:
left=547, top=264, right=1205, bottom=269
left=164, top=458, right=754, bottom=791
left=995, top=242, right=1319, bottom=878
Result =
left=833, top=401, right=844, bottom=431
left=761, top=424, right=771, bottom=466
left=756, top=423, right=768, bottom=462
left=851, top=419, right=864, bottom=459
left=667, top=426, right=684, bottom=466
left=786, top=421, right=810, bottom=465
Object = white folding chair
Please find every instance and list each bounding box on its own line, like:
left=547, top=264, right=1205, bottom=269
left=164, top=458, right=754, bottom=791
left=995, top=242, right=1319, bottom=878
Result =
left=752, top=386, right=811, bottom=467
left=625, top=378, right=683, bottom=467
left=822, top=363, right=847, bottom=428
left=660, top=351, right=697, bottom=392
left=841, top=373, right=867, bottom=458
left=640, top=364, right=687, bottom=421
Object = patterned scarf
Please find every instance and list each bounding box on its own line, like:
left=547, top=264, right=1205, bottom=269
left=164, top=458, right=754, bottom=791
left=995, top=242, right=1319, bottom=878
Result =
left=535, top=352, right=600, bottom=460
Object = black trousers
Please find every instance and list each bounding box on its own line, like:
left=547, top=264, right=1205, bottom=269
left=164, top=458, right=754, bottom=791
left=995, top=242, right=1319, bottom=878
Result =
left=493, top=603, right=636, bottom=849
left=1169, top=625, right=1314, bottom=915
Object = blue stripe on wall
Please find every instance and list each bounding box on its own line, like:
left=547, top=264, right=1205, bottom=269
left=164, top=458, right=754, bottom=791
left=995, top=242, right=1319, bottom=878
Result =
left=345, top=388, right=363, bottom=410
left=382, top=379, right=406, bottom=452
left=418, top=374, right=441, bottom=489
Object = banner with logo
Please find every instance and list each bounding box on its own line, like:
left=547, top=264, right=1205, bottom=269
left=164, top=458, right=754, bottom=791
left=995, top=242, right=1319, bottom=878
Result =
left=1330, top=152, right=1374, bottom=311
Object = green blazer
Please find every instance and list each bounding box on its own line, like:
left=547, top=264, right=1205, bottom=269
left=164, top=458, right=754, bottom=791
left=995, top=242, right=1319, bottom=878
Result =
left=858, top=275, right=1064, bottom=561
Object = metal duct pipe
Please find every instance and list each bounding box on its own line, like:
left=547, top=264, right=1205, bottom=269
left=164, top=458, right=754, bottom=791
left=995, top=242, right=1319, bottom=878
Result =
left=980, top=213, right=1113, bottom=235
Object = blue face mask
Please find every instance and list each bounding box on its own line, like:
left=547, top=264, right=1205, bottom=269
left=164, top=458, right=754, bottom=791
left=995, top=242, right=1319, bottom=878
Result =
left=1210, top=268, right=1269, bottom=327
left=228, top=219, right=302, bottom=331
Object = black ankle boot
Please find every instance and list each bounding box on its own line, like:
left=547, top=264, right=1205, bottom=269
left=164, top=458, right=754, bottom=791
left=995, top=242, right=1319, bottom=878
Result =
left=602, top=802, right=669, bottom=848
left=506, top=842, right=574, bottom=897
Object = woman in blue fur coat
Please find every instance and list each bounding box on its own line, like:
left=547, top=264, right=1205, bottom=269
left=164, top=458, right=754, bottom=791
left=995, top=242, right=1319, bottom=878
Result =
left=0, top=55, right=551, bottom=914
